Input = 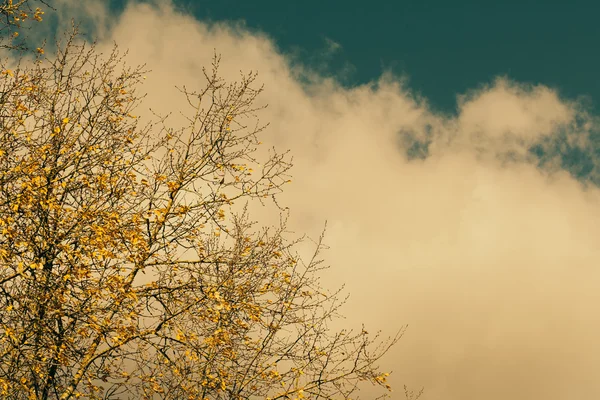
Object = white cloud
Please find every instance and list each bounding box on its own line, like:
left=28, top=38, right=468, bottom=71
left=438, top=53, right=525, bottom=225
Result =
left=457, top=77, right=574, bottom=140
left=323, top=36, right=342, bottom=54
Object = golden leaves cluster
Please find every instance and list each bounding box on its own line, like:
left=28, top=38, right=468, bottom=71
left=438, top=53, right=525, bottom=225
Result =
left=0, top=0, right=46, bottom=51
left=0, top=28, right=402, bottom=400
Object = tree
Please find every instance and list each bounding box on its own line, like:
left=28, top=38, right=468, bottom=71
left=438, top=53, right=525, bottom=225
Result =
left=0, top=26, right=407, bottom=399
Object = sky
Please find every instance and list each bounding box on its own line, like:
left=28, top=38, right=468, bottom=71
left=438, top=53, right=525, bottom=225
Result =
left=11, top=1, right=600, bottom=398
left=180, top=0, right=600, bottom=113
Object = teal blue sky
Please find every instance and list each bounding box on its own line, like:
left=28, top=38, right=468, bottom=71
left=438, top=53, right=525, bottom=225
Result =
left=168, top=0, right=600, bottom=116
left=160, top=0, right=600, bottom=185
left=41, top=0, right=600, bottom=185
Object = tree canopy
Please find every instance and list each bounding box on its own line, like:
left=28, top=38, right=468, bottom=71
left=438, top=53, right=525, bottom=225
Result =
left=0, top=13, right=411, bottom=400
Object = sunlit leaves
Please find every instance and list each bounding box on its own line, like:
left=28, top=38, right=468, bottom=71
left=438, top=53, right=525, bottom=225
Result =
left=0, top=28, right=402, bottom=400
left=1, top=1, right=46, bottom=51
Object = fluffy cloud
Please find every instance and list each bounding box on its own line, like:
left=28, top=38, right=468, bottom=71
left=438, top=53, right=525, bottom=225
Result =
left=13, top=1, right=600, bottom=398
left=457, top=78, right=574, bottom=140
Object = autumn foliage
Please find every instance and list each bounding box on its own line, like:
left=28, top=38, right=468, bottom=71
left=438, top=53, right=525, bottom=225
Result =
left=0, top=0, right=48, bottom=51
left=0, top=21, right=404, bottom=400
